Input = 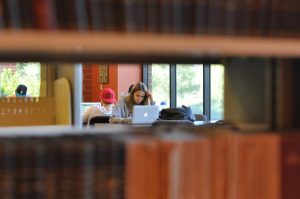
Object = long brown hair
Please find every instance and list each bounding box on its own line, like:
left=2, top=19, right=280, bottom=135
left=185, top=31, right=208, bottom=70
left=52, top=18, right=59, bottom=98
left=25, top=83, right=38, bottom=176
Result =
left=126, top=82, right=150, bottom=110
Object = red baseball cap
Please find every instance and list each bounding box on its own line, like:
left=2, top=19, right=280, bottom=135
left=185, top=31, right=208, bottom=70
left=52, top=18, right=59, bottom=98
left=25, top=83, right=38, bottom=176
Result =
left=100, top=88, right=116, bottom=104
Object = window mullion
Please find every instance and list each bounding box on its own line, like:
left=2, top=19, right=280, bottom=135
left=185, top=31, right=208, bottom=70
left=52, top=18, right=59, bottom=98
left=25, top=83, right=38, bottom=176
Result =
left=142, top=64, right=149, bottom=86
left=203, top=64, right=211, bottom=120
left=170, top=64, right=176, bottom=108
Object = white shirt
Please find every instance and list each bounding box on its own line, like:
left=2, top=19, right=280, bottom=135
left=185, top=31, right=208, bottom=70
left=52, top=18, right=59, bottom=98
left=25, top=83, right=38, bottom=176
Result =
left=82, top=104, right=113, bottom=124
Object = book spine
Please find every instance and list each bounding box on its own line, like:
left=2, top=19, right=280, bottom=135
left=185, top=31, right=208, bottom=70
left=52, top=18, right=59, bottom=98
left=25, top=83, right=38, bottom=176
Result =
left=258, top=0, right=272, bottom=36
left=125, top=138, right=160, bottom=199
left=181, top=0, right=195, bottom=34
left=195, top=139, right=211, bottom=199
left=113, top=0, right=126, bottom=32
left=268, top=0, right=282, bottom=37
left=281, top=134, right=300, bottom=199
left=102, top=0, right=115, bottom=31
left=250, top=0, right=261, bottom=36
left=15, top=140, right=37, bottom=198
left=224, top=0, right=237, bottom=35
left=20, top=0, right=36, bottom=29
left=240, top=0, right=252, bottom=36
left=94, top=136, right=111, bottom=198
left=0, top=0, right=6, bottom=29
left=81, top=138, right=96, bottom=199
left=33, top=140, right=47, bottom=199
left=211, top=134, right=231, bottom=199
left=134, top=0, right=147, bottom=32
left=160, top=141, right=172, bottom=199
left=110, top=138, right=125, bottom=199
left=74, top=0, right=89, bottom=31
left=3, top=0, right=22, bottom=29
left=33, top=0, right=58, bottom=30
left=87, top=0, right=104, bottom=31
left=207, top=0, right=221, bottom=35
left=124, top=0, right=150, bottom=33
left=70, top=138, right=95, bottom=198
left=141, top=139, right=161, bottom=198
left=172, top=0, right=183, bottom=33
left=159, top=0, right=173, bottom=33
left=254, top=134, right=280, bottom=199
left=55, top=0, right=78, bottom=30
left=145, top=0, right=160, bottom=33
left=123, top=0, right=135, bottom=32
left=233, top=0, right=244, bottom=35
left=57, top=138, right=74, bottom=198
left=229, top=133, right=281, bottom=199
left=277, top=0, right=300, bottom=37
left=44, top=138, right=60, bottom=199
left=195, top=0, right=208, bottom=35
left=0, top=140, right=17, bottom=199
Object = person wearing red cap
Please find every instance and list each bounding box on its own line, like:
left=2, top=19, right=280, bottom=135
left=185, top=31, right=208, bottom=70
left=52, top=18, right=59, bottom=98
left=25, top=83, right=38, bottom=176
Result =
left=82, top=88, right=116, bottom=124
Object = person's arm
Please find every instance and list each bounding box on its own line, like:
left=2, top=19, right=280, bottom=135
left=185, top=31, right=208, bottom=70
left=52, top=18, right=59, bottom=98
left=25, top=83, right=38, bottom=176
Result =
left=109, top=105, right=123, bottom=123
left=82, top=106, right=94, bottom=123
left=146, top=91, right=156, bottom=105
left=109, top=97, right=129, bottom=123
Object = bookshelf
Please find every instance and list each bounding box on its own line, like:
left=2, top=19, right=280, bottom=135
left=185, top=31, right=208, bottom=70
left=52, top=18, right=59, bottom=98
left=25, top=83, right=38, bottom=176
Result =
left=0, top=1, right=299, bottom=198
left=0, top=31, right=300, bottom=63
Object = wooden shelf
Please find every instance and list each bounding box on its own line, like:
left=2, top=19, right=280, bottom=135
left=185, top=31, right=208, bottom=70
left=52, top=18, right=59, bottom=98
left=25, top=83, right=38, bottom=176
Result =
left=0, top=30, right=299, bottom=63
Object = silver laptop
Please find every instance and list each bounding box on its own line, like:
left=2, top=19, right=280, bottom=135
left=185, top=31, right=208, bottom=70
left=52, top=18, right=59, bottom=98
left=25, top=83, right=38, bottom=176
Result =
left=130, top=105, right=159, bottom=125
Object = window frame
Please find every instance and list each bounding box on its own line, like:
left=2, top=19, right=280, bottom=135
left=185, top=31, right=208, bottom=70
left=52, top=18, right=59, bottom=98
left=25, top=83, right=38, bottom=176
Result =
left=143, top=63, right=221, bottom=120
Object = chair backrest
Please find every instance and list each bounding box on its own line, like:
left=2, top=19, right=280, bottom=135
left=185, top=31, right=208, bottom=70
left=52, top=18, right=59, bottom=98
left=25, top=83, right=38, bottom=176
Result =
left=54, top=77, right=72, bottom=125
left=194, top=114, right=207, bottom=121
left=89, top=116, right=110, bottom=126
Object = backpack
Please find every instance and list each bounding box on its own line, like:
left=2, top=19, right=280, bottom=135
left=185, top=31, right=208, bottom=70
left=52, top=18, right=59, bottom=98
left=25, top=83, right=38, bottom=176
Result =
left=159, top=105, right=196, bottom=122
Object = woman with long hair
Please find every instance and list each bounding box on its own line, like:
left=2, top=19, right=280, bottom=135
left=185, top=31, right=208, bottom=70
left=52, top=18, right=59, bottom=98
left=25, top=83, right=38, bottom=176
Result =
left=109, top=82, right=155, bottom=123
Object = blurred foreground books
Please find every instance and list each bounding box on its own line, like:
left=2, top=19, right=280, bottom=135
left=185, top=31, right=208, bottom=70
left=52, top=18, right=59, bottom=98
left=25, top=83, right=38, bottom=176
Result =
left=0, top=124, right=298, bottom=199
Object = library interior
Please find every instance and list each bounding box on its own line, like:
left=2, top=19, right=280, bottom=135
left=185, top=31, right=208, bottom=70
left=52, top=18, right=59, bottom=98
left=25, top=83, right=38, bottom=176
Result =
left=0, top=0, right=300, bottom=198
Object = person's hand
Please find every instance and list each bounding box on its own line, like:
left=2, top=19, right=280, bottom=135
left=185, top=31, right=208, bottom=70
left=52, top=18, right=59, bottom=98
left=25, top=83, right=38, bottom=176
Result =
left=146, top=91, right=154, bottom=103
left=121, top=117, right=132, bottom=123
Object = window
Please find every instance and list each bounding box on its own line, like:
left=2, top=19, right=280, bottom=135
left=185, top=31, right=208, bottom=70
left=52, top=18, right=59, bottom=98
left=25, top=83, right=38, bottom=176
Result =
left=211, top=64, right=224, bottom=120
left=176, top=64, right=203, bottom=114
left=147, top=64, right=170, bottom=108
left=144, top=63, right=224, bottom=120
left=0, top=63, right=41, bottom=97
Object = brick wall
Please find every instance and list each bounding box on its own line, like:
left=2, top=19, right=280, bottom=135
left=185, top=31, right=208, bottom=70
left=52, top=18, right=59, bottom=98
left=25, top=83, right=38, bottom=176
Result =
left=82, top=64, right=93, bottom=102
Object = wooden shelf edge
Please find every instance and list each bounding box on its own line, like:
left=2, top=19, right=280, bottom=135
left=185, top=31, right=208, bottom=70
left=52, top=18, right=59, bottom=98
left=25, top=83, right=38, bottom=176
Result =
left=0, top=30, right=299, bottom=62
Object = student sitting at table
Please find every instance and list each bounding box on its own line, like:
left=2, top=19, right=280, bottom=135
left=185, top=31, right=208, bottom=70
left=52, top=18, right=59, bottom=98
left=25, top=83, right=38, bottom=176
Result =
left=110, top=82, right=155, bottom=123
left=82, top=87, right=116, bottom=124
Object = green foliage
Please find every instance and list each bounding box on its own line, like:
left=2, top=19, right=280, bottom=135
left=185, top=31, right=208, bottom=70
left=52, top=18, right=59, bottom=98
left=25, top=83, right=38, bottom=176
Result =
left=176, top=65, right=203, bottom=114
left=210, top=65, right=224, bottom=120
left=176, top=65, right=201, bottom=98
left=152, top=64, right=170, bottom=105
left=0, top=63, right=40, bottom=97
left=151, top=64, right=203, bottom=112
left=0, top=68, right=20, bottom=96
left=19, top=63, right=41, bottom=96
left=16, top=63, right=27, bottom=76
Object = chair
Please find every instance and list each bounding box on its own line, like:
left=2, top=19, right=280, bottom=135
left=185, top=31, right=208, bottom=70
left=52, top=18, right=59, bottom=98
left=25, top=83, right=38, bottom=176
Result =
left=194, top=114, right=207, bottom=121
left=88, top=116, right=110, bottom=126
